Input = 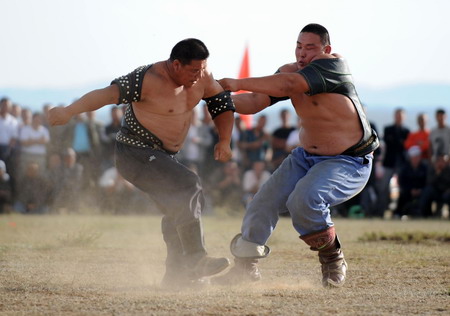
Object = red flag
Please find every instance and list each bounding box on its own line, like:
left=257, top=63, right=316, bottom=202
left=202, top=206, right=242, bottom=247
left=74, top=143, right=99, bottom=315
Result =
left=236, top=44, right=253, bottom=129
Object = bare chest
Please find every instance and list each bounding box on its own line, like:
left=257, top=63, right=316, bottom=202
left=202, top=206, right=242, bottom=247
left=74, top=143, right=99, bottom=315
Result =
left=138, top=71, right=205, bottom=115
left=291, top=93, right=356, bottom=121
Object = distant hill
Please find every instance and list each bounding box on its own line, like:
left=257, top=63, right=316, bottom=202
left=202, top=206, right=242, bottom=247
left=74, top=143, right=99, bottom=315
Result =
left=2, top=82, right=449, bottom=133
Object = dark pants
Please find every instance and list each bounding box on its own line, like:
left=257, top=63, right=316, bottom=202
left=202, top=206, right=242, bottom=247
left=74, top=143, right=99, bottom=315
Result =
left=115, top=142, right=205, bottom=226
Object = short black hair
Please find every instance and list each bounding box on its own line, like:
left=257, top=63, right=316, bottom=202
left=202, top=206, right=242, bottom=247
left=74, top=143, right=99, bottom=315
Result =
left=169, top=38, right=209, bottom=65
left=301, top=23, right=330, bottom=46
left=436, top=108, right=446, bottom=115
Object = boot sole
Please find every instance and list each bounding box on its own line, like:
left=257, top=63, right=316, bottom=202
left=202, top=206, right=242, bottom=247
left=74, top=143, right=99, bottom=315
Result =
left=194, top=258, right=231, bottom=278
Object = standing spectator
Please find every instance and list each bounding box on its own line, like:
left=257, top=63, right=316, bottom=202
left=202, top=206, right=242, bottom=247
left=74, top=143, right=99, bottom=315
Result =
left=65, top=112, right=102, bottom=193
left=19, top=108, right=32, bottom=129
left=52, top=148, right=84, bottom=213
left=104, top=106, right=123, bottom=168
left=0, top=97, right=19, bottom=165
left=13, top=162, right=49, bottom=214
left=0, top=160, right=12, bottom=213
left=18, top=112, right=50, bottom=176
left=377, top=108, right=410, bottom=217
left=429, top=108, right=450, bottom=158
left=10, top=104, right=22, bottom=125
left=270, top=109, right=295, bottom=171
left=394, top=146, right=428, bottom=218
left=238, top=115, right=270, bottom=171
left=420, top=154, right=450, bottom=218
left=404, top=113, right=430, bottom=161
left=242, top=160, right=271, bottom=207
left=47, top=103, right=68, bottom=157
left=41, top=103, right=52, bottom=128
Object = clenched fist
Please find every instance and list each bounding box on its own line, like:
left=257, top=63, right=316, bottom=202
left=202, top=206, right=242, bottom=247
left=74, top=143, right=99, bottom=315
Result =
left=47, top=106, right=73, bottom=126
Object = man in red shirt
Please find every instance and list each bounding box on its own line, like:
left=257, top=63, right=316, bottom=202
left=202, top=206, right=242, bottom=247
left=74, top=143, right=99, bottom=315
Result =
left=404, top=113, right=430, bottom=161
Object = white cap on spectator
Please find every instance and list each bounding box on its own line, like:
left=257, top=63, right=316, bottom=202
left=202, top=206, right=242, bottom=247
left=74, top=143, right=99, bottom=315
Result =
left=408, top=146, right=421, bottom=158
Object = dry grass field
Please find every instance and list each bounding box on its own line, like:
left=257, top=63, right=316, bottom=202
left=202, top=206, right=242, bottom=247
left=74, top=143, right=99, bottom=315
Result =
left=0, top=213, right=449, bottom=315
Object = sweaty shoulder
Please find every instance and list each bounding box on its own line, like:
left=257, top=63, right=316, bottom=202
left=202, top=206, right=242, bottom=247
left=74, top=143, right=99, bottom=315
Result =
left=311, top=53, right=343, bottom=62
left=278, top=63, right=299, bottom=73
left=201, top=67, right=223, bottom=98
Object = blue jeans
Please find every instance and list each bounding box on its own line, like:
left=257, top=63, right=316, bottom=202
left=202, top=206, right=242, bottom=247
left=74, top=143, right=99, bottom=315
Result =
left=242, top=147, right=372, bottom=245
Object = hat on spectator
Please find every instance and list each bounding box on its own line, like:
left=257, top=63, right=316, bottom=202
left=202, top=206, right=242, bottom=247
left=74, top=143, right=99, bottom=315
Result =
left=408, top=146, right=421, bottom=158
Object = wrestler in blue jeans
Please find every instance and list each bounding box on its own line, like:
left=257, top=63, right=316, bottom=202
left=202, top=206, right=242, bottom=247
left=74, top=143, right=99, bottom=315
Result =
left=216, top=23, right=379, bottom=287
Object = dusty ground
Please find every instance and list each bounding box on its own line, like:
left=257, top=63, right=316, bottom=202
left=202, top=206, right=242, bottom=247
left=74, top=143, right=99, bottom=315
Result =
left=0, top=214, right=449, bottom=315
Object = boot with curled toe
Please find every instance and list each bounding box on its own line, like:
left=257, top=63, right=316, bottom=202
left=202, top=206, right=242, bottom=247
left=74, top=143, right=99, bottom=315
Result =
left=300, top=226, right=347, bottom=288
left=213, top=234, right=270, bottom=285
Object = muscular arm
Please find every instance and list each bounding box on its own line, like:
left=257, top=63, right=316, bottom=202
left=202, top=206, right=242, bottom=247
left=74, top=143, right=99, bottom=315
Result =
left=48, top=85, right=119, bottom=126
left=232, top=93, right=271, bottom=114
left=204, top=72, right=234, bottom=162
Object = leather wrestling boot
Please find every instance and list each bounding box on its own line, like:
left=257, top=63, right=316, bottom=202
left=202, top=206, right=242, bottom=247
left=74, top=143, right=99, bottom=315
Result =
left=213, top=257, right=261, bottom=285
left=160, top=243, right=193, bottom=289
left=160, top=222, right=190, bottom=288
left=176, top=219, right=230, bottom=279
left=161, top=217, right=209, bottom=289
left=318, top=238, right=347, bottom=287
left=300, top=226, right=347, bottom=288
left=213, top=233, right=271, bottom=285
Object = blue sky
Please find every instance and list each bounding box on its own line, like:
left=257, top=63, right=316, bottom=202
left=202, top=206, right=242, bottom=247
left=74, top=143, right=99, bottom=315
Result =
left=2, top=0, right=450, bottom=91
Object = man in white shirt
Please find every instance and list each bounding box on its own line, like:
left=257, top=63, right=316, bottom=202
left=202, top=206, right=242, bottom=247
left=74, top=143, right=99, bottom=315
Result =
left=19, top=112, right=50, bottom=175
left=0, top=98, right=19, bottom=164
left=429, top=108, right=450, bottom=158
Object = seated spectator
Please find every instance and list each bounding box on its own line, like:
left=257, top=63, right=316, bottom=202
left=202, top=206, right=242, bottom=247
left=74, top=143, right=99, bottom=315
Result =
left=13, top=162, right=49, bottom=214
left=98, top=166, right=148, bottom=214
left=242, top=160, right=271, bottom=207
left=285, top=117, right=302, bottom=153
left=270, top=109, right=296, bottom=171
left=420, top=154, right=450, bottom=218
left=394, top=146, right=428, bottom=218
left=210, top=161, right=244, bottom=212
left=46, top=153, right=63, bottom=211
left=0, top=160, right=12, bottom=213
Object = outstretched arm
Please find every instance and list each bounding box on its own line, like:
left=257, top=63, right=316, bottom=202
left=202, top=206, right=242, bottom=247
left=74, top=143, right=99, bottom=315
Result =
left=48, top=85, right=119, bottom=126
left=231, top=93, right=271, bottom=114
left=218, top=72, right=309, bottom=98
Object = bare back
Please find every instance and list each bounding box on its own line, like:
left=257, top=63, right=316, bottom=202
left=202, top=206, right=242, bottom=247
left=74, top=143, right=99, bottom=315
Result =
left=132, top=62, right=209, bottom=152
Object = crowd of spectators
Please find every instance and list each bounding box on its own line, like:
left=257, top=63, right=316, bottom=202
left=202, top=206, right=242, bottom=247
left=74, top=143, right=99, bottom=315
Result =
left=0, top=96, right=449, bottom=219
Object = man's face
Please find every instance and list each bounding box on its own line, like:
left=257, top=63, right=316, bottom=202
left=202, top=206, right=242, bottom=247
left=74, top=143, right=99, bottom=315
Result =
left=436, top=112, right=446, bottom=126
left=295, top=32, right=329, bottom=69
left=173, top=59, right=206, bottom=87
left=395, top=110, right=405, bottom=125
